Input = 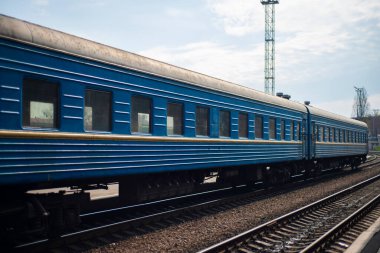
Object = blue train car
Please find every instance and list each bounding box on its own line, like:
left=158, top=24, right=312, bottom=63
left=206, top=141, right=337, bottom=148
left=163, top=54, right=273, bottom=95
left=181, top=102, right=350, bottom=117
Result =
left=0, top=15, right=308, bottom=192
left=307, top=106, right=367, bottom=170
left=0, top=15, right=368, bottom=238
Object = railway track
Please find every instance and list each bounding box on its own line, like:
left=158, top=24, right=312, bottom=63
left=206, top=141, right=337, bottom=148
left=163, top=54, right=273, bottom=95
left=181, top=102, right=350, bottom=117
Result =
left=12, top=157, right=380, bottom=252
left=198, top=174, right=380, bottom=253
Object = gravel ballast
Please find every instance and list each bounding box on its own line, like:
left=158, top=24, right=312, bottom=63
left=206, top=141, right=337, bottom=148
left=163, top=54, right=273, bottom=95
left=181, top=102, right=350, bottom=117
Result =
left=88, top=163, right=380, bottom=253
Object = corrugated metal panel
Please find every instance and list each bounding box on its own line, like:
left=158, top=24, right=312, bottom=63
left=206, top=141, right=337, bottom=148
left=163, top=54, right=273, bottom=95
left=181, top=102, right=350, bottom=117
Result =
left=0, top=138, right=302, bottom=185
left=315, top=143, right=367, bottom=158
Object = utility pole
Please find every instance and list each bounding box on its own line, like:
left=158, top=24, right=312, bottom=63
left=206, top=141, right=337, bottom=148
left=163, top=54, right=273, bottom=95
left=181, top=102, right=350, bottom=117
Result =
left=261, top=0, right=279, bottom=95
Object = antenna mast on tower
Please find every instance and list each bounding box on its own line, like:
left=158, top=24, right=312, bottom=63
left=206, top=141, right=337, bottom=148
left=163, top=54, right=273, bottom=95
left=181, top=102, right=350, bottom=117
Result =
left=261, top=0, right=279, bottom=95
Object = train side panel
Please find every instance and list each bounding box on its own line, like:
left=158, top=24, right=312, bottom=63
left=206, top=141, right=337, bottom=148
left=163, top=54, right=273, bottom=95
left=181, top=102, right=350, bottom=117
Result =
left=0, top=37, right=306, bottom=188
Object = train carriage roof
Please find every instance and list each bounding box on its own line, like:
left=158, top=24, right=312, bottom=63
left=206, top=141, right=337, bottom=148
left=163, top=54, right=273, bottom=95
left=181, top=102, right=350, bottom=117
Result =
left=306, top=105, right=367, bottom=128
left=0, top=14, right=307, bottom=113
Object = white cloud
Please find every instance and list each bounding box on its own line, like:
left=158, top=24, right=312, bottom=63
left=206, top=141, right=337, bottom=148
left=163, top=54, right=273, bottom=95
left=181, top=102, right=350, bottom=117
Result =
left=33, top=0, right=49, bottom=6
left=203, top=0, right=380, bottom=95
left=314, top=98, right=355, bottom=118
left=139, top=41, right=264, bottom=89
left=165, top=8, right=193, bottom=18
left=206, top=0, right=263, bottom=36
left=206, top=0, right=380, bottom=56
left=369, top=93, right=380, bottom=112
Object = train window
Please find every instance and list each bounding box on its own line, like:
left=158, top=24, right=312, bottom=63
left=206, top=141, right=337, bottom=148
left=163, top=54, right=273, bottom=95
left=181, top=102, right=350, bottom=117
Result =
left=255, top=115, right=263, bottom=139
left=167, top=102, right=183, bottom=135
left=327, top=127, right=331, bottom=142
left=269, top=117, right=276, bottom=139
left=337, top=129, right=341, bottom=142
left=85, top=90, right=112, bottom=131
left=131, top=96, right=151, bottom=134
left=238, top=113, right=248, bottom=138
left=315, top=124, right=319, bottom=141
left=23, top=78, right=59, bottom=129
left=290, top=121, right=294, bottom=140
left=281, top=120, right=285, bottom=140
left=219, top=110, right=231, bottom=137
left=297, top=122, right=302, bottom=141
left=196, top=106, right=209, bottom=136
left=319, top=126, right=323, bottom=141
left=332, top=128, right=335, bottom=142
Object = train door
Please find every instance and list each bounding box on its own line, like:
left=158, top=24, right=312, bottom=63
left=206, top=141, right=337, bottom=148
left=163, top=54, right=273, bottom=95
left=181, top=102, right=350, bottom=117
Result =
left=302, top=119, right=307, bottom=158
left=311, top=122, right=316, bottom=158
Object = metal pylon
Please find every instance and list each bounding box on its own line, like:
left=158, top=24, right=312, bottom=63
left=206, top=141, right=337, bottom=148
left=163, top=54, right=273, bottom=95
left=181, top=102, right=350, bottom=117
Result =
left=261, top=0, right=279, bottom=95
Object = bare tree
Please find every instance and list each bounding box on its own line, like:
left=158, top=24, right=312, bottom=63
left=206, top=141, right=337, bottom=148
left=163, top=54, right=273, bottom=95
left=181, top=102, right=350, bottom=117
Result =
left=352, top=86, right=370, bottom=119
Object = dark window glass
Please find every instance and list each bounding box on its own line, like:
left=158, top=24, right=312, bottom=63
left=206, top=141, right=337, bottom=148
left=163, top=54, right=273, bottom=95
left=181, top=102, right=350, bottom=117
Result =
left=315, top=124, right=319, bottom=141
left=269, top=117, right=276, bottom=139
left=332, top=128, right=335, bottom=142
left=343, top=130, right=346, bottom=143
left=323, top=126, right=327, bottom=141
left=326, top=127, right=330, bottom=142
left=255, top=115, right=263, bottom=139
left=298, top=122, right=301, bottom=141
left=196, top=107, right=209, bottom=136
left=131, top=96, right=151, bottom=133
left=238, top=113, right=248, bottom=138
left=85, top=89, right=111, bottom=131
left=281, top=120, right=285, bottom=140
left=219, top=110, right=230, bottom=137
left=290, top=121, right=294, bottom=140
left=167, top=102, right=183, bottom=135
left=23, top=78, right=59, bottom=128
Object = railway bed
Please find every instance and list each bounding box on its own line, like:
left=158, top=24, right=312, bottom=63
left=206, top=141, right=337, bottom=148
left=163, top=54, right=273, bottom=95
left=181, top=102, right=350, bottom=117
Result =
left=10, top=157, right=379, bottom=252
left=198, top=174, right=380, bottom=253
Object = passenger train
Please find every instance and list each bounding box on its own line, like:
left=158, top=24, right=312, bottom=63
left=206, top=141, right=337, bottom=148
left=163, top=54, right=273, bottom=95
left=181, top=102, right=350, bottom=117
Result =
left=0, top=15, right=368, bottom=239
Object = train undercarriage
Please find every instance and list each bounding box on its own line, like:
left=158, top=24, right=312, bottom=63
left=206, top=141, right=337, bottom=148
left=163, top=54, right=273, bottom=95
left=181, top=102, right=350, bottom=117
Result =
left=0, top=154, right=367, bottom=245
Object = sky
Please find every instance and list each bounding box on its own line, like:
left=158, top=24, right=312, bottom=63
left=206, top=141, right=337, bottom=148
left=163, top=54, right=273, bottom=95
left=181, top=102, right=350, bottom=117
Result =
left=1, top=0, right=379, bottom=118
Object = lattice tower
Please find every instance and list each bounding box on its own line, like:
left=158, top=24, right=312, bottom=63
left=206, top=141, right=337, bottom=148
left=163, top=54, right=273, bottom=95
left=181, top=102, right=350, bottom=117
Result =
left=261, top=0, right=279, bottom=95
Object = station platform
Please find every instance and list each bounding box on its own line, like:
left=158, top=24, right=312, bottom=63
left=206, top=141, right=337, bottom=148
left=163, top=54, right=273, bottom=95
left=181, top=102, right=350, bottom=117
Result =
left=345, top=216, right=380, bottom=253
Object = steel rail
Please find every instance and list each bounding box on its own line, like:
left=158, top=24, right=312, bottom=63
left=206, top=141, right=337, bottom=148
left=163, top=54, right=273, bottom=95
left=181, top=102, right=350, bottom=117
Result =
left=197, top=173, right=380, bottom=253
left=300, top=194, right=380, bottom=253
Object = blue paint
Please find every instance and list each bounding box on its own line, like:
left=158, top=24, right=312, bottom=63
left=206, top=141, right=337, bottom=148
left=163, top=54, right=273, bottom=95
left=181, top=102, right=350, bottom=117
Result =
left=0, top=36, right=368, bottom=187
